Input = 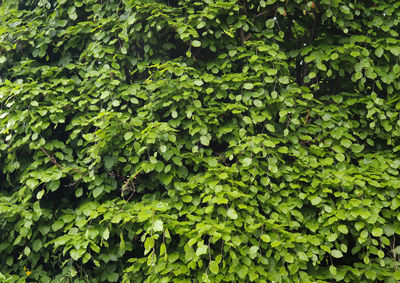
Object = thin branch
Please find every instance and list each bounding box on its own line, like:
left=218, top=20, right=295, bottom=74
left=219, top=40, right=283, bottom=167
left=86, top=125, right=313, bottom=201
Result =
left=41, top=147, right=62, bottom=169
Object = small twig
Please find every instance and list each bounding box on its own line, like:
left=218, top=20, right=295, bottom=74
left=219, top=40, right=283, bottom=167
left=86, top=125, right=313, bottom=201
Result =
left=394, top=236, right=396, bottom=258
left=258, top=224, right=264, bottom=256
left=304, top=108, right=311, bottom=125
left=255, top=10, right=270, bottom=18
left=41, top=147, right=63, bottom=169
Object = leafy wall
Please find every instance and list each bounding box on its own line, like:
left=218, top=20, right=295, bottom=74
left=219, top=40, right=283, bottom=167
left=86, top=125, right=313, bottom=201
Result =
left=1, top=0, right=400, bottom=282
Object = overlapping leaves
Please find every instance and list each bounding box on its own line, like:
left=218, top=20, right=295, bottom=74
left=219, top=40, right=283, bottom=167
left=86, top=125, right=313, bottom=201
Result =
left=1, top=0, right=400, bottom=282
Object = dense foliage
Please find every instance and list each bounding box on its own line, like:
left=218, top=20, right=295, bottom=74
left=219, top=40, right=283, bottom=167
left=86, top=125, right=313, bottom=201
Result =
left=1, top=0, right=400, bottom=281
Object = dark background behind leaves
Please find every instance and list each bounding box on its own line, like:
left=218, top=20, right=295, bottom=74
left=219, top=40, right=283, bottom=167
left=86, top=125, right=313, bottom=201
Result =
left=1, top=0, right=400, bottom=282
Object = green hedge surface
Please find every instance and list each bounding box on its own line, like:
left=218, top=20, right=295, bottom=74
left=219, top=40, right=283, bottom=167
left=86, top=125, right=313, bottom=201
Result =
left=1, top=0, right=400, bottom=282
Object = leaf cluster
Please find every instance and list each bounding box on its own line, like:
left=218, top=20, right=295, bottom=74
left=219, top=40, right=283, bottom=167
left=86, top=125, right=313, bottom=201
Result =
left=1, top=0, right=400, bottom=282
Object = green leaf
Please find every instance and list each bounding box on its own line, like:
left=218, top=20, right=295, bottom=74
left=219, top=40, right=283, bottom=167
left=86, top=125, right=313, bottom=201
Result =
left=390, top=46, right=400, bottom=56
left=338, top=225, right=349, bottom=234
left=36, top=190, right=45, bottom=200
left=24, top=246, right=31, bottom=256
left=26, top=178, right=39, bottom=189
left=249, top=246, right=259, bottom=259
left=284, top=253, right=294, bottom=263
left=70, top=249, right=83, bottom=260
left=330, top=53, right=339, bottom=60
left=271, top=240, right=281, bottom=247
left=209, top=261, right=219, bottom=274
left=75, top=187, right=83, bottom=197
left=253, top=99, right=263, bottom=107
left=278, top=76, right=289, bottom=84
left=52, top=221, right=64, bottom=232
left=260, top=234, right=271, bottom=242
left=237, top=265, right=248, bottom=279
left=153, top=220, right=163, bottom=232
left=329, top=265, right=337, bottom=276
left=242, top=157, right=252, bottom=167
left=93, top=186, right=104, bottom=198
left=265, top=19, right=275, bottom=28
left=309, top=195, right=322, bottom=205
left=107, top=273, right=119, bottom=282
left=335, top=153, right=345, bottom=162
left=124, top=132, right=133, bottom=140
left=138, top=209, right=153, bottom=222
left=192, top=40, right=201, bottom=47
left=331, top=250, right=343, bottom=258
left=32, top=239, right=42, bottom=252
left=196, top=243, right=208, bottom=256
left=375, top=47, right=384, bottom=57
left=372, top=227, right=383, bottom=237
left=360, top=210, right=371, bottom=219
left=200, top=136, right=210, bottom=146
left=365, top=270, right=376, bottom=280
left=161, top=174, right=173, bottom=185
left=48, top=180, right=60, bottom=192
left=243, top=83, right=254, bottom=90
left=103, top=228, right=110, bottom=240
left=144, top=237, right=154, bottom=251
left=227, top=208, right=238, bottom=219
left=340, top=5, right=350, bottom=14
left=298, top=251, right=308, bottom=261
left=182, top=195, right=192, bottom=202
left=340, top=138, right=352, bottom=148
left=193, top=79, right=203, bottom=86
left=266, top=124, right=275, bottom=132
left=104, top=156, right=117, bottom=170
left=302, top=93, right=313, bottom=100
left=393, top=271, right=400, bottom=280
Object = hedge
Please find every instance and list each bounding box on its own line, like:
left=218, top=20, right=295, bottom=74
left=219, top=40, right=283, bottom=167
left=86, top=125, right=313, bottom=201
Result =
left=1, top=0, right=400, bottom=282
